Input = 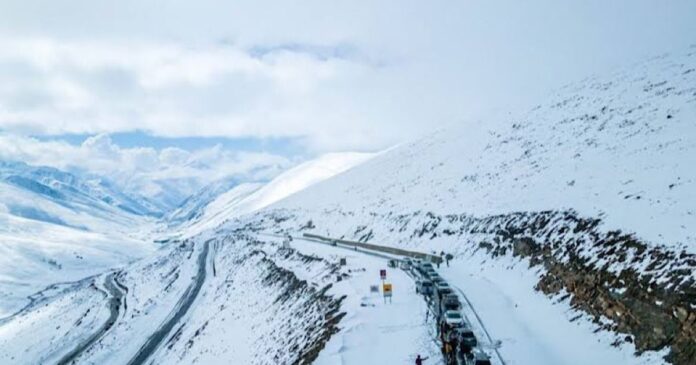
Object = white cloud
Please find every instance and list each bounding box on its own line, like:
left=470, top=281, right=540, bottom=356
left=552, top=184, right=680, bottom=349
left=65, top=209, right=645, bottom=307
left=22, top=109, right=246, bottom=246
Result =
left=0, top=37, right=396, bottom=150
left=0, top=133, right=292, bottom=205
left=0, top=1, right=694, bottom=152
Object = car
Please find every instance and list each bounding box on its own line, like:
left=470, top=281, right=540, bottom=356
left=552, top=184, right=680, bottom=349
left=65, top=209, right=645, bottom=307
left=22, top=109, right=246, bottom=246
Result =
left=459, top=329, right=477, bottom=348
left=435, top=282, right=453, bottom=300
left=423, top=268, right=438, bottom=280
left=417, top=262, right=434, bottom=276
left=440, top=293, right=461, bottom=312
left=435, top=281, right=450, bottom=290
left=430, top=275, right=445, bottom=285
left=420, top=261, right=434, bottom=271
left=400, top=258, right=412, bottom=270
left=416, top=279, right=434, bottom=296
left=464, top=349, right=491, bottom=365
left=443, top=310, right=466, bottom=328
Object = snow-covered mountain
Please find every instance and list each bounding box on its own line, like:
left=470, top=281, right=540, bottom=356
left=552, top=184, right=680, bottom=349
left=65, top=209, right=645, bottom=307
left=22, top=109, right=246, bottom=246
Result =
left=249, top=49, right=695, bottom=365
left=166, top=152, right=375, bottom=237
left=165, top=176, right=241, bottom=226
left=0, top=161, right=158, bottom=316
left=1, top=48, right=694, bottom=365
left=0, top=161, right=163, bottom=220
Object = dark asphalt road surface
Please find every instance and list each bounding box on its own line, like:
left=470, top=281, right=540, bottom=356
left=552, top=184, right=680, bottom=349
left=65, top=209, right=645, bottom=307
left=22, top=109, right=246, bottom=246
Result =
left=126, top=240, right=210, bottom=365
left=56, top=272, right=125, bottom=365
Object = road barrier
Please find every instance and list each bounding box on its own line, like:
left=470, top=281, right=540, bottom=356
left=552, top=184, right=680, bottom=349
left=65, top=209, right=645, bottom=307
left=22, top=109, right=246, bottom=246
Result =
left=302, top=233, right=443, bottom=264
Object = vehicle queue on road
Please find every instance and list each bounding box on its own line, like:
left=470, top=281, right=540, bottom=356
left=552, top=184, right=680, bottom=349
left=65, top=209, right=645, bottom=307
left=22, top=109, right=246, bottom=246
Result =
left=401, top=258, right=493, bottom=365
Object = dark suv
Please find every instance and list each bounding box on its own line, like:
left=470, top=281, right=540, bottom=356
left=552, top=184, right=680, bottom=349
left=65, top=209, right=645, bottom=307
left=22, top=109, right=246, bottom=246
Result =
left=440, top=293, right=461, bottom=313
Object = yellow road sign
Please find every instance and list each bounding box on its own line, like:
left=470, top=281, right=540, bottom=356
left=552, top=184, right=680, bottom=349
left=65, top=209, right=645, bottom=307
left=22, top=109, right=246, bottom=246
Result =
left=383, top=283, right=392, bottom=295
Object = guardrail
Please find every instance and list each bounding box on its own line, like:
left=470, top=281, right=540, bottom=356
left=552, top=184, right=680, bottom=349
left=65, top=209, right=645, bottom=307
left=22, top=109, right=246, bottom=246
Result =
left=302, top=233, right=443, bottom=264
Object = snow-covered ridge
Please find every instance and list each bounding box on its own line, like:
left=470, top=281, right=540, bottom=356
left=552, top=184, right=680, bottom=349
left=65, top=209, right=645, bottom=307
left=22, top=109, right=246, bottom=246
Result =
left=0, top=161, right=163, bottom=220
left=275, top=50, right=696, bottom=252
left=169, top=152, right=374, bottom=237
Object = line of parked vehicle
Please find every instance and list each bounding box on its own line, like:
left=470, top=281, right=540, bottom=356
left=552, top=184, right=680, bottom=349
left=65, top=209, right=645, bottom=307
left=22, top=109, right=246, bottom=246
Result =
left=395, top=258, right=492, bottom=365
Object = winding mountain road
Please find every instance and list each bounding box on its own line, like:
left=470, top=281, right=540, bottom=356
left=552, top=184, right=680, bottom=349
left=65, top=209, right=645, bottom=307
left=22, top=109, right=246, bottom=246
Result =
left=56, top=272, right=125, bottom=365
left=126, top=240, right=211, bottom=365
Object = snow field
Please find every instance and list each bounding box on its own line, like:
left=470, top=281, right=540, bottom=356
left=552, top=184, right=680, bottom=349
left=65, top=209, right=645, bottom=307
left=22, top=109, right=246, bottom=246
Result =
left=281, top=235, right=443, bottom=364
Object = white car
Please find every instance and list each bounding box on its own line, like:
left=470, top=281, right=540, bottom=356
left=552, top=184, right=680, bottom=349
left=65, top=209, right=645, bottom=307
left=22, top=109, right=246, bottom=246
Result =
left=443, top=310, right=466, bottom=328
left=464, top=349, right=492, bottom=365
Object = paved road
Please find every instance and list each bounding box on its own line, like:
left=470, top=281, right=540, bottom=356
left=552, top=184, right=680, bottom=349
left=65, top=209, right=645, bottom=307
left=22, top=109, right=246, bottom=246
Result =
left=56, top=272, right=125, bottom=365
left=126, top=240, right=211, bottom=365
left=270, top=232, right=506, bottom=365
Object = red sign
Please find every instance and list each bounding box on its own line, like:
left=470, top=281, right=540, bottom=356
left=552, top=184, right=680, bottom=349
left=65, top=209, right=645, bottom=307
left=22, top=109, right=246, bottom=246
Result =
left=380, top=269, right=387, bottom=280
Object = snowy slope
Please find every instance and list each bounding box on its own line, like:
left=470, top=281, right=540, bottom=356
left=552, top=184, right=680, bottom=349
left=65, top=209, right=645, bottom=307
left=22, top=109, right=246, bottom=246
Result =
left=237, top=49, right=695, bottom=364
left=276, top=51, right=696, bottom=251
left=165, top=176, right=240, bottom=226
left=0, top=162, right=158, bottom=316
left=0, top=232, right=342, bottom=365
left=170, top=152, right=374, bottom=237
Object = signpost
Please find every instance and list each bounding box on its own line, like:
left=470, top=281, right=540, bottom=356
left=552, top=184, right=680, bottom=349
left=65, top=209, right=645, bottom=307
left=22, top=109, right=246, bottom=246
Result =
left=383, top=283, right=393, bottom=303
left=380, top=269, right=387, bottom=281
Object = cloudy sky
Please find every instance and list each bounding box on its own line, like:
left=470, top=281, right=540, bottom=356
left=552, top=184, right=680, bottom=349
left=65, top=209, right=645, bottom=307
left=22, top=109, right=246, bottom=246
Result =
left=0, top=0, right=694, bottom=198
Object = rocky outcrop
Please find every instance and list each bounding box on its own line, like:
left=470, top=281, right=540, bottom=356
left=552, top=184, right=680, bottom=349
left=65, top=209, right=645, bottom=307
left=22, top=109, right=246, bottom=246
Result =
left=450, top=210, right=694, bottom=365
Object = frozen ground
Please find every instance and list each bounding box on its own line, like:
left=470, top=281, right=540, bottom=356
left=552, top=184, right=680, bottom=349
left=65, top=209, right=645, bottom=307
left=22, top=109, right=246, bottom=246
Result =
left=278, top=235, right=443, bottom=364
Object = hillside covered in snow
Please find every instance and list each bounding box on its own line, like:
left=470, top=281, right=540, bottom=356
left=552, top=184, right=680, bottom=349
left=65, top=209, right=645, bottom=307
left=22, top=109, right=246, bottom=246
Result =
left=251, top=48, right=696, bottom=365
left=0, top=48, right=694, bottom=365
left=0, top=161, right=160, bottom=316
left=165, top=152, right=374, bottom=238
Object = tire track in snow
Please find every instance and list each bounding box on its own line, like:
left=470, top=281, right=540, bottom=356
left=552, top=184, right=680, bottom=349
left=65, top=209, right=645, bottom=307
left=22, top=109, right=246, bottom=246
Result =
left=56, top=272, right=125, bottom=365
left=126, top=240, right=210, bottom=365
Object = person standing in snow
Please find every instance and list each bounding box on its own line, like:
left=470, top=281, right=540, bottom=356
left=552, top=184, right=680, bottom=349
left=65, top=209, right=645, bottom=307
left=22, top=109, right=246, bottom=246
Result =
left=443, top=341, right=455, bottom=364
left=448, top=337, right=458, bottom=364
left=441, top=321, right=449, bottom=336
left=415, top=354, right=428, bottom=364
left=445, top=253, right=453, bottom=267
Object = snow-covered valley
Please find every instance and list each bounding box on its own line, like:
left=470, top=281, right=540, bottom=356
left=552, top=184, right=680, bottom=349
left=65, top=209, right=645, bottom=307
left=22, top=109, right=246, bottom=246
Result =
left=0, top=47, right=695, bottom=365
left=0, top=162, right=159, bottom=316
